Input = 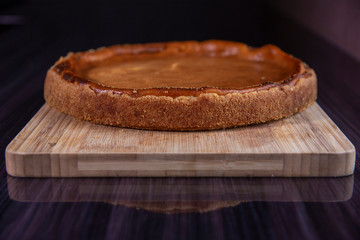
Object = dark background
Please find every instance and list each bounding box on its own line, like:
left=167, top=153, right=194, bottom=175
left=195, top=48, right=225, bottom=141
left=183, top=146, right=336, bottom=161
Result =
left=1, top=0, right=266, bottom=49
left=1, top=0, right=360, bottom=239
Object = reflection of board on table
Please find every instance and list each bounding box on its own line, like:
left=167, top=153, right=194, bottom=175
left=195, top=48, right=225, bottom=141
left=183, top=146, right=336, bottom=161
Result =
left=5, top=103, right=355, bottom=177
left=7, top=176, right=354, bottom=203
left=8, top=176, right=353, bottom=213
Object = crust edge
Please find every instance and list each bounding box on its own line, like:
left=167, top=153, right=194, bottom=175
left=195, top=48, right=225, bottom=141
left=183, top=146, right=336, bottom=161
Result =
left=44, top=64, right=317, bottom=131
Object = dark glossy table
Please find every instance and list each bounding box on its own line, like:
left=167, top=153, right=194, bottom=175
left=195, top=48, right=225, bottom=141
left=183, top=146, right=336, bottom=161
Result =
left=1, top=9, right=360, bottom=240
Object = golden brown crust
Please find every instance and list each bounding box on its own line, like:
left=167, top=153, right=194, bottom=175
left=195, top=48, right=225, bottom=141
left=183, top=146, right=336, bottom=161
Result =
left=44, top=40, right=317, bottom=131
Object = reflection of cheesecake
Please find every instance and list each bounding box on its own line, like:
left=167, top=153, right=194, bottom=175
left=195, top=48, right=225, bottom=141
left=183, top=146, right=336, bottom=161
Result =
left=7, top=176, right=353, bottom=214
left=110, top=201, right=241, bottom=214
left=44, top=40, right=317, bottom=130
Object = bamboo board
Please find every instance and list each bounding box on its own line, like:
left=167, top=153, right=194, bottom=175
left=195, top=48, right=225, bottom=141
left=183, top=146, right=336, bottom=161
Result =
left=5, top=103, right=355, bottom=177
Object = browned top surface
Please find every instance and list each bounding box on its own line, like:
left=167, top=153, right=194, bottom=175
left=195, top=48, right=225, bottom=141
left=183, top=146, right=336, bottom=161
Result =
left=53, top=41, right=306, bottom=97
left=79, top=55, right=298, bottom=89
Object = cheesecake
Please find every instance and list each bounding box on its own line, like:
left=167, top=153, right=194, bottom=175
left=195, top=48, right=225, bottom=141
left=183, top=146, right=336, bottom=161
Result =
left=44, top=40, right=317, bottom=131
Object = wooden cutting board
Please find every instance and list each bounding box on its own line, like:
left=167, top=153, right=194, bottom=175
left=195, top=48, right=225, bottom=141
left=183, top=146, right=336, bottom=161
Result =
left=5, top=103, right=355, bottom=177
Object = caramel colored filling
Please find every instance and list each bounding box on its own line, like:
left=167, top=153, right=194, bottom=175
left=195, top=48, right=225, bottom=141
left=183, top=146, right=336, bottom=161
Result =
left=79, top=55, right=298, bottom=90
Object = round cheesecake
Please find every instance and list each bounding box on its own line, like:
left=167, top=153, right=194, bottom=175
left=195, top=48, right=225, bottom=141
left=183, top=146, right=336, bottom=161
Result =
left=44, top=40, right=317, bottom=131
